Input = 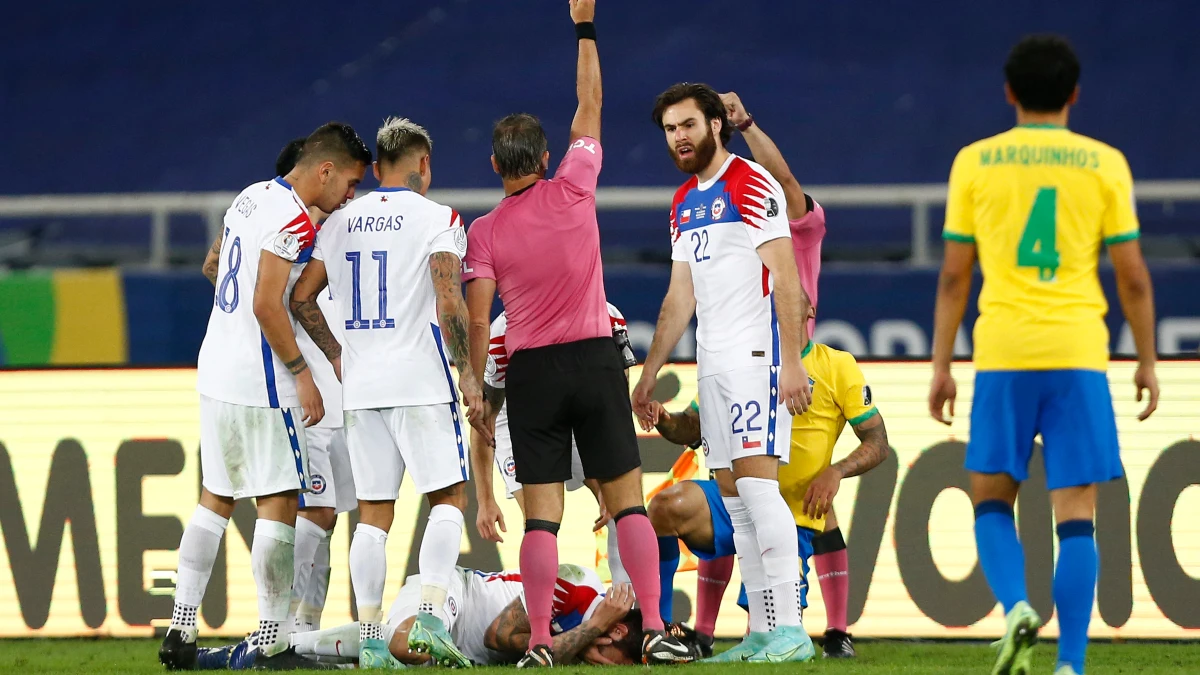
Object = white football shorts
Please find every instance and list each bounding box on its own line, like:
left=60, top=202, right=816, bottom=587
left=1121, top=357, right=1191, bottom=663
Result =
left=697, top=365, right=794, bottom=470
left=302, top=426, right=357, bottom=513
left=199, top=395, right=310, bottom=500
left=344, top=402, right=469, bottom=500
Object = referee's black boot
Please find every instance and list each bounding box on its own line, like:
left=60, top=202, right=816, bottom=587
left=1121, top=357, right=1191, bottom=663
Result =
left=822, top=628, right=856, bottom=658
left=159, top=627, right=198, bottom=670
left=642, top=629, right=695, bottom=665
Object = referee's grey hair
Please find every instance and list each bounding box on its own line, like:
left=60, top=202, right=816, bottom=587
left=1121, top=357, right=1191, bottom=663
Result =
left=376, top=117, right=433, bottom=164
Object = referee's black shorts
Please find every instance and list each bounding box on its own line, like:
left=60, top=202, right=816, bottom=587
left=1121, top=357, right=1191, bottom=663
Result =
left=505, top=336, right=641, bottom=486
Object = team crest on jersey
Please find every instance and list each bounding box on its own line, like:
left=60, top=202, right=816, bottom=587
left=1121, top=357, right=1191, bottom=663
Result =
left=809, top=376, right=816, bottom=388
left=447, top=596, right=458, bottom=617
left=863, top=385, right=872, bottom=406
left=453, top=226, right=468, bottom=255
left=504, top=457, right=516, bottom=476
left=271, top=232, right=301, bottom=261
left=711, top=196, right=726, bottom=220
left=764, top=196, right=779, bottom=218
left=310, top=474, right=326, bottom=495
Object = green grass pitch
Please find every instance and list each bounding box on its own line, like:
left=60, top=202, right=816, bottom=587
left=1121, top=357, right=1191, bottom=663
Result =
left=0, top=638, right=1197, bottom=674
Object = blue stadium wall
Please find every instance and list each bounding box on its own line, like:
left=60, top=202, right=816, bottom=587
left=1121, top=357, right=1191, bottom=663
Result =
left=8, top=1, right=1198, bottom=194
left=2, top=265, right=1196, bottom=366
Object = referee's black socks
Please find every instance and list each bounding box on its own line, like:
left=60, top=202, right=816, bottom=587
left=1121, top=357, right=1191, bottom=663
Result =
left=525, top=519, right=561, bottom=535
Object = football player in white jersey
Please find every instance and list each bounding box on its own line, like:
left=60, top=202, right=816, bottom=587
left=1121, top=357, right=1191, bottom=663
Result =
left=161, top=122, right=371, bottom=669
left=199, top=565, right=653, bottom=669
left=270, top=138, right=358, bottom=635
left=632, top=83, right=816, bottom=663
left=471, top=303, right=636, bottom=587
left=291, top=117, right=484, bottom=669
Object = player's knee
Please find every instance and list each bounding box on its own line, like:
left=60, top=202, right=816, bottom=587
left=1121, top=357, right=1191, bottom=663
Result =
left=648, top=484, right=695, bottom=535
left=1051, top=484, right=1097, bottom=524
left=427, top=482, right=468, bottom=512
left=299, top=506, right=336, bottom=531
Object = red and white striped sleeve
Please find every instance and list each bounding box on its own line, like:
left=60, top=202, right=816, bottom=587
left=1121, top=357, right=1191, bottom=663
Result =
left=731, top=160, right=790, bottom=248
left=483, top=313, right=509, bottom=389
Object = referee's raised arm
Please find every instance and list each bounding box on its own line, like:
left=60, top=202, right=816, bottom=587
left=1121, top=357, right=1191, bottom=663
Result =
left=569, top=0, right=600, bottom=143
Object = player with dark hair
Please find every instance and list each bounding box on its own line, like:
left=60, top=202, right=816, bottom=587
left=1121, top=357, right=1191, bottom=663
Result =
left=930, top=34, right=1159, bottom=675
left=464, top=0, right=692, bottom=666
left=197, top=565, right=656, bottom=669
left=634, top=80, right=815, bottom=663
left=161, top=121, right=369, bottom=669
left=267, top=138, right=357, bottom=636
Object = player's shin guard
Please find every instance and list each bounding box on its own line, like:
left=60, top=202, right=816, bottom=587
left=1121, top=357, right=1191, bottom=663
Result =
left=724, top=496, right=771, bottom=633
left=297, top=527, right=333, bottom=631
left=350, top=523, right=388, bottom=641
left=171, top=505, right=229, bottom=639
left=657, top=536, right=680, bottom=622
left=695, top=556, right=734, bottom=637
left=252, top=519, right=296, bottom=656
left=1054, top=520, right=1096, bottom=675
left=289, top=516, right=326, bottom=631
left=607, top=521, right=630, bottom=585
left=418, top=504, right=465, bottom=621
left=736, top=477, right=803, bottom=627
left=521, top=520, right=561, bottom=648
left=614, top=507, right=665, bottom=631
left=973, top=500, right=1028, bottom=613
left=813, top=528, right=850, bottom=632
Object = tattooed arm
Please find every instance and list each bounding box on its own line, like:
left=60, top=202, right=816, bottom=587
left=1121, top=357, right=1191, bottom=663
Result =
left=202, top=235, right=222, bottom=285
left=431, top=252, right=484, bottom=413
left=289, top=259, right=341, bottom=363
left=802, top=413, right=890, bottom=520
left=836, top=413, right=890, bottom=478
left=482, top=595, right=618, bottom=665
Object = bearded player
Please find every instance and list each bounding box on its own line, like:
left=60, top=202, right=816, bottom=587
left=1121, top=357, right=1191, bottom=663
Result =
left=633, top=82, right=814, bottom=663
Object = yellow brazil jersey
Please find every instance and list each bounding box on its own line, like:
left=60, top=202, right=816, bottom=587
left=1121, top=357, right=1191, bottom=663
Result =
left=943, top=124, right=1139, bottom=371
left=778, top=342, right=878, bottom=532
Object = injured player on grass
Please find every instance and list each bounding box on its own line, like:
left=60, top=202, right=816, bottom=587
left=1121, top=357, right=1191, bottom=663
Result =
left=197, top=564, right=669, bottom=669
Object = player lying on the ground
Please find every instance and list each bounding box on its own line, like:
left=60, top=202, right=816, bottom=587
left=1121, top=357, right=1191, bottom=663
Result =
left=471, top=303, right=637, bottom=586
left=641, top=326, right=890, bottom=661
left=196, top=564, right=665, bottom=669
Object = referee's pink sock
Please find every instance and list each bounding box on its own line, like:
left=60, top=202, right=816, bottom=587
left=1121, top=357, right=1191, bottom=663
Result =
left=520, top=523, right=560, bottom=649
left=615, top=507, right=665, bottom=631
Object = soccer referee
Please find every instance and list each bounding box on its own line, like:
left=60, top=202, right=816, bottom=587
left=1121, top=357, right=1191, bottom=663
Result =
left=463, top=0, right=691, bottom=666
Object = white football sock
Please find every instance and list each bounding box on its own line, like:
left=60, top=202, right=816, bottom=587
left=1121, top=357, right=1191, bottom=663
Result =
left=288, top=516, right=326, bottom=631
left=350, top=523, right=388, bottom=639
left=297, top=528, right=333, bottom=631
left=606, top=521, right=630, bottom=585
left=291, top=622, right=361, bottom=658
left=418, top=504, right=464, bottom=622
left=723, top=495, right=771, bottom=634
left=252, top=519, right=296, bottom=655
left=737, top=477, right=802, bottom=627
left=170, top=505, right=229, bottom=640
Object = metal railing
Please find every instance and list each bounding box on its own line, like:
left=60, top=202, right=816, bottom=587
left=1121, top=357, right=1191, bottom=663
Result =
left=2, top=180, right=1199, bottom=267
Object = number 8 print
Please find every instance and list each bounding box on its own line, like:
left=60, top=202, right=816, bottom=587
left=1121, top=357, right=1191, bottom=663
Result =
left=215, top=227, right=242, bottom=313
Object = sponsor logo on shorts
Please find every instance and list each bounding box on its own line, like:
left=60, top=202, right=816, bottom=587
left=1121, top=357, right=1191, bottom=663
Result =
left=310, top=474, right=326, bottom=494
left=503, top=457, right=516, bottom=476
